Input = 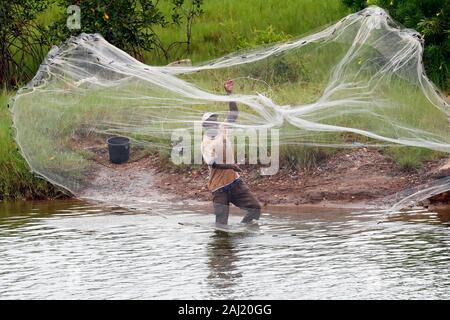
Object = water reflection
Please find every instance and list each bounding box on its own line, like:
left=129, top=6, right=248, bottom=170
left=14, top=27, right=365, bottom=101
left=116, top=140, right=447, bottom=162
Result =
left=0, top=200, right=449, bottom=299
left=207, top=231, right=242, bottom=296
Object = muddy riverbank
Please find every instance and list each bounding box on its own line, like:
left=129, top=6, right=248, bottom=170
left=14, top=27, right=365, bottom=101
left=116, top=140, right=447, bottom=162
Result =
left=77, top=143, right=450, bottom=210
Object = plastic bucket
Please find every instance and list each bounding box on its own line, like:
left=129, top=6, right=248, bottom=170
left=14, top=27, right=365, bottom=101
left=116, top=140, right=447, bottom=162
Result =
left=107, top=136, right=130, bottom=164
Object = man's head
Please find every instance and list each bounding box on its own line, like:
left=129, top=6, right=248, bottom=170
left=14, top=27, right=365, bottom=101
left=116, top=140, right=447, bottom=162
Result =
left=202, top=112, right=219, bottom=137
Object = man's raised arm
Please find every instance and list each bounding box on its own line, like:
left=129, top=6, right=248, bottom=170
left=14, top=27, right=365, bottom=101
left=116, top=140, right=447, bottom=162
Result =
left=224, top=79, right=238, bottom=123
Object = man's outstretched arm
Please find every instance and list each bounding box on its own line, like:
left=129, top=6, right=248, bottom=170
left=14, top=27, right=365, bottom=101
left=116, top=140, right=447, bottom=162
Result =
left=224, top=79, right=238, bottom=123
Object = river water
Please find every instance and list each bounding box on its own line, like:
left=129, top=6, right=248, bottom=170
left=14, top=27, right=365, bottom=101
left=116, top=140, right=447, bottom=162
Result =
left=0, top=199, right=449, bottom=299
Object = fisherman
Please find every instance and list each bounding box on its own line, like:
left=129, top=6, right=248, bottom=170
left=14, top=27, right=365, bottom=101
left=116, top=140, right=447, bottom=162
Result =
left=201, top=79, right=262, bottom=226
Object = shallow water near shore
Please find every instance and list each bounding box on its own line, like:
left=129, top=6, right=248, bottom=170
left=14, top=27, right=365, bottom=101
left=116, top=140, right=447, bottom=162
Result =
left=0, top=199, right=449, bottom=299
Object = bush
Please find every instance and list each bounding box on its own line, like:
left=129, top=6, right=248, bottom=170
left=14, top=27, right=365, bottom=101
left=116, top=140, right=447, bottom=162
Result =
left=0, top=0, right=51, bottom=89
left=48, top=0, right=168, bottom=59
left=48, top=0, right=204, bottom=61
left=341, top=0, right=450, bottom=92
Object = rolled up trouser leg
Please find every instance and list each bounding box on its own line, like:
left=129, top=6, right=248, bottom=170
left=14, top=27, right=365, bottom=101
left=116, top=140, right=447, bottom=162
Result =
left=229, top=181, right=261, bottom=223
left=213, top=190, right=230, bottom=225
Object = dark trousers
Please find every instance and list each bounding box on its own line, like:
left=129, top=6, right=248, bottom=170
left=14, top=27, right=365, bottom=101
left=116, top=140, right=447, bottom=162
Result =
left=213, top=180, right=262, bottom=225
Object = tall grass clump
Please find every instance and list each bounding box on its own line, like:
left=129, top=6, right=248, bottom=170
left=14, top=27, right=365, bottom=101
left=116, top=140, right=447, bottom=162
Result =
left=384, top=147, right=445, bottom=172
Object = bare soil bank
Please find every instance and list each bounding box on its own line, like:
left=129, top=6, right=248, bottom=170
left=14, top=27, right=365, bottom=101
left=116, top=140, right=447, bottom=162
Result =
left=81, top=142, right=450, bottom=209
left=152, top=148, right=450, bottom=208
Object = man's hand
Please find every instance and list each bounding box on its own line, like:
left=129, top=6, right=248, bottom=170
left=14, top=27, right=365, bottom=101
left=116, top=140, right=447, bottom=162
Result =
left=224, top=79, right=233, bottom=94
left=232, top=164, right=242, bottom=172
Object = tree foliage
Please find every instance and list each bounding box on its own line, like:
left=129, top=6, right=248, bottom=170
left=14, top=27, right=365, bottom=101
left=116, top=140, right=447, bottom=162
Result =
left=48, top=0, right=168, bottom=60
left=0, top=0, right=204, bottom=88
left=48, top=0, right=204, bottom=61
left=342, top=0, right=450, bottom=91
left=0, top=0, right=51, bottom=89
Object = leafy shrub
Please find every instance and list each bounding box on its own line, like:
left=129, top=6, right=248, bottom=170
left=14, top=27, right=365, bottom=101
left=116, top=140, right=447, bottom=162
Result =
left=341, top=0, right=450, bottom=92
left=48, top=0, right=169, bottom=59
left=0, top=0, right=51, bottom=89
left=47, top=0, right=203, bottom=61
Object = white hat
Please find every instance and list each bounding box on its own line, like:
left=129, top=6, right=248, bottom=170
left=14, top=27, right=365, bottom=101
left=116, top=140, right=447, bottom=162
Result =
left=201, top=112, right=218, bottom=124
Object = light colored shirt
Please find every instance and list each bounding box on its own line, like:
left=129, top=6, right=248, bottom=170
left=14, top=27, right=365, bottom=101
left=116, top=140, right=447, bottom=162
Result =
left=201, top=124, right=239, bottom=192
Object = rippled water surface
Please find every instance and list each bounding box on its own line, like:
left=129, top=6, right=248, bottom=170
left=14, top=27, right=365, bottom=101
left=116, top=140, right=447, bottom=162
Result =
left=1, top=200, right=449, bottom=299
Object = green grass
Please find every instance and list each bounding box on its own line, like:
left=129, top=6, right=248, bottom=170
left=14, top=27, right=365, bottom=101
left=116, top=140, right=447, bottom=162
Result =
left=0, top=91, right=62, bottom=200
left=145, top=0, right=350, bottom=64
left=17, top=0, right=349, bottom=75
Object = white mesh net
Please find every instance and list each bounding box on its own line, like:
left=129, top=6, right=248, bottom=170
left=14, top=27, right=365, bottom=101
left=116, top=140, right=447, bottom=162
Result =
left=10, top=6, right=450, bottom=211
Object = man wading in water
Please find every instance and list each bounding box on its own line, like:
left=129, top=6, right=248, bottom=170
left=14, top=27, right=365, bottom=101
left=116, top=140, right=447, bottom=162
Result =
left=201, top=79, right=262, bottom=226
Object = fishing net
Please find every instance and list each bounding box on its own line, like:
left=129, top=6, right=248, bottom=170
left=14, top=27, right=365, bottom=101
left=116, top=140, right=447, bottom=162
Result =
left=10, top=6, right=450, bottom=211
